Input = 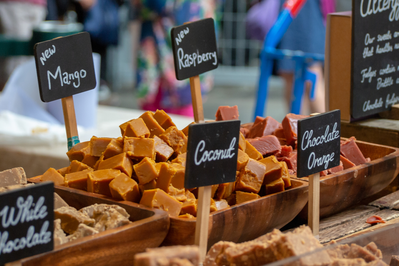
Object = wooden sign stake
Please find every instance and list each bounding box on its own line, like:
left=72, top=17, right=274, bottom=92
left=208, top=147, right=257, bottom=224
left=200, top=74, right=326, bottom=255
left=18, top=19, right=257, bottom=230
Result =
left=308, top=172, right=320, bottom=238
left=61, top=95, right=80, bottom=150
left=190, top=75, right=210, bottom=264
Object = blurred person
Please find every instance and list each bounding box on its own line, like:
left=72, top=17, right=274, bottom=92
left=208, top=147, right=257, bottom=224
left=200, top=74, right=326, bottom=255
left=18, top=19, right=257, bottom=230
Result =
left=132, top=0, right=218, bottom=117
left=276, top=0, right=334, bottom=114
left=0, top=0, right=47, bottom=90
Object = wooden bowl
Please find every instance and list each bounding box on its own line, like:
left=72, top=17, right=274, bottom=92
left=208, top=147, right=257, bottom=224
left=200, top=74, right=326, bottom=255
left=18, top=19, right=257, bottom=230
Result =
left=162, top=179, right=309, bottom=247
left=298, top=139, right=399, bottom=219
left=18, top=185, right=169, bottom=266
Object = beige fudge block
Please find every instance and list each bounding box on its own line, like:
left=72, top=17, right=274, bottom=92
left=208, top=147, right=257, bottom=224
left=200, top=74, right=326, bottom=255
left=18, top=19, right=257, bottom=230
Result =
left=0, top=167, right=27, bottom=187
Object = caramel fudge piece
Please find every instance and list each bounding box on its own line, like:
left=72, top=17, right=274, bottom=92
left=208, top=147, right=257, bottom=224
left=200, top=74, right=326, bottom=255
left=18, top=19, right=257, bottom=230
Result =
left=65, top=160, right=92, bottom=174
left=259, top=155, right=283, bottom=184
left=237, top=149, right=249, bottom=171
left=54, top=206, right=95, bottom=234
left=280, top=161, right=291, bottom=188
left=124, top=137, right=155, bottom=161
left=159, top=126, right=188, bottom=154
left=81, top=154, right=100, bottom=168
left=122, top=118, right=150, bottom=138
left=134, top=157, right=158, bottom=185
left=215, top=182, right=235, bottom=200
left=90, top=136, right=113, bottom=157
left=236, top=191, right=260, bottom=204
left=103, top=138, right=123, bottom=159
left=265, top=178, right=285, bottom=195
left=181, top=199, right=197, bottom=216
left=66, top=141, right=90, bottom=162
left=154, top=135, right=174, bottom=162
left=153, top=109, right=177, bottom=130
left=65, top=169, right=93, bottom=191
left=238, top=132, right=246, bottom=151
left=182, top=122, right=195, bottom=136
left=98, top=152, right=133, bottom=177
left=87, top=169, right=120, bottom=197
left=41, top=167, right=65, bottom=186
left=171, top=163, right=185, bottom=189
left=139, top=179, right=157, bottom=193
left=244, top=140, right=263, bottom=160
left=54, top=219, right=69, bottom=247
left=67, top=223, right=99, bottom=242
left=140, top=188, right=183, bottom=217
left=156, top=163, right=176, bottom=192
left=140, top=111, right=165, bottom=137
left=235, top=158, right=266, bottom=193
left=179, top=213, right=196, bottom=219
left=171, top=152, right=187, bottom=167
left=0, top=167, right=27, bottom=187
left=109, top=173, right=140, bottom=202
left=134, top=246, right=199, bottom=266
left=168, top=185, right=187, bottom=202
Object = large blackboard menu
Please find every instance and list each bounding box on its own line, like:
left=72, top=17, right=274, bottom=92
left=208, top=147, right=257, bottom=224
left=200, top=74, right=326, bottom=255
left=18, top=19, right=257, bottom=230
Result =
left=351, top=0, right=399, bottom=118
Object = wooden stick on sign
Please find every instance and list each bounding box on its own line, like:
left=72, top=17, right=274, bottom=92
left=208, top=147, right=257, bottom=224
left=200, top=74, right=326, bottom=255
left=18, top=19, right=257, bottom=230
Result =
left=62, top=95, right=80, bottom=150
left=190, top=75, right=211, bottom=263
left=308, top=113, right=320, bottom=238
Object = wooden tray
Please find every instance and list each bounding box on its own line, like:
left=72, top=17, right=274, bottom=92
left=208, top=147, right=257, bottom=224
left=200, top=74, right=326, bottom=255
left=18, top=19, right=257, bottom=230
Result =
left=162, top=179, right=309, bottom=247
left=298, top=139, right=399, bottom=219
left=28, top=177, right=309, bottom=249
left=18, top=185, right=169, bottom=266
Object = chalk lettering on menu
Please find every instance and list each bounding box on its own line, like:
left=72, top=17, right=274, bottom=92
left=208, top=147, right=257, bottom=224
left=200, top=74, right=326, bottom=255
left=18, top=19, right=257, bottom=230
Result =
left=0, top=196, right=52, bottom=255
left=175, top=27, right=189, bottom=46
left=363, top=98, right=384, bottom=111
left=360, top=0, right=399, bottom=21
left=39, top=45, right=56, bottom=66
left=194, top=138, right=236, bottom=165
left=47, top=66, right=87, bottom=90
left=177, top=49, right=218, bottom=70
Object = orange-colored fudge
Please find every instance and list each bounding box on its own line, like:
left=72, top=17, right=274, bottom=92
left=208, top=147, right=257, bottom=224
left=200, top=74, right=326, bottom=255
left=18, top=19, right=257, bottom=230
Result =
left=109, top=173, right=140, bottom=202
left=156, top=163, right=177, bottom=193
left=236, top=191, right=260, bottom=204
left=98, top=152, right=133, bottom=177
left=65, top=169, right=93, bottom=191
left=154, top=136, right=174, bottom=162
left=139, top=111, right=165, bottom=137
left=139, top=179, right=157, bottom=193
left=41, top=168, right=65, bottom=186
left=81, top=154, right=100, bottom=168
left=66, top=160, right=92, bottom=174
left=265, top=178, right=285, bottom=195
left=235, top=158, right=266, bottom=193
left=238, top=132, right=246, bottom=151
left=280, top=161, right=291, bottom=188
left=87, top=169, right=120, bottom=197
left=168, top=185, right=187, bottom=202
left=140, top=189, right=183, bottom=217
left=90, top=136, right=113, bottom=157
left=153, top=109, right=176, bottom=130
left=237, top=149, right=249, bottom=171
left=259, top=155, right=283, bottom=184
left=171, top=153, right=187, bottom=167
left=103, top=138, right=123, bottom=159
left=170, top=163, right=185, bottom=189
left=124, top=137, right=155, bottom=161
left=66, top=141, right=90, bottom=162
left=159, top=126, right=187, bottom=154
left=245, top=140, right=263, bottom=160
left=133, top=157, right=158, bottom=185
left=215, top=182, right=235, bottom=200
left=181, top=200, right=197, bottom=217
left=122, top=118, right=150, bottom=138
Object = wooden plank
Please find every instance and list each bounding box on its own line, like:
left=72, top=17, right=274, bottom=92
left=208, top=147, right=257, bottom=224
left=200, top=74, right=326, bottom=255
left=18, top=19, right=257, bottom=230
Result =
left=61, top=96, right=80, bottom=150
left=369, top=190, right=399, bottom=209
left=379, top=104, right=399, bottom=120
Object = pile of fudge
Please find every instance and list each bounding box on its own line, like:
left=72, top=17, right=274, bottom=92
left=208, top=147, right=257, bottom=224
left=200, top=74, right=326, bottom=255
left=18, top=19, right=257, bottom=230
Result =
left=134, top=226, right=387, bottom=266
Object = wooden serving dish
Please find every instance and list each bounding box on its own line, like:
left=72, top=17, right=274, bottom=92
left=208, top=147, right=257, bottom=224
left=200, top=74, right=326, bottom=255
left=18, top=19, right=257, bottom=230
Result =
left=162, top=179, right=309, bottom=247
left=298, top=139, right=399, bottom=219
left=29, top=177, right=309, bottom=249
left=18, top=185, right=169, bottom=266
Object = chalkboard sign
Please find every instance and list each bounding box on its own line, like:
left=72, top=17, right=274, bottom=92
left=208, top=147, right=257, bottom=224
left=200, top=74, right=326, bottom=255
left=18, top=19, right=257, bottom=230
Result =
left=351, top=1, right=399, bottom=118
left=171, top=18, right=218, bottom=80
left=185, top=120, right=240, bottom=189
left=34, top=32, right=96, bottom=102
left=297, top=110, right=341, bottom=177
left=0, top=182, right=54, bottom=264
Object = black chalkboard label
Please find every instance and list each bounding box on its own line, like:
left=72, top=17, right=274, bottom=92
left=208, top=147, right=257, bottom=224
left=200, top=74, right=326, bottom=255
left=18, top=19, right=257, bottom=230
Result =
left=297, top=110, right=341, bottom=178
left=351, top=1, right=399, bottom=118
left=185, top=120, right=240, bottom=189
left=34, top=32, right=96, bottom=102
left=0, top=182, right=54, bottom=264
left=171, top=18, right=218, bottom=80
